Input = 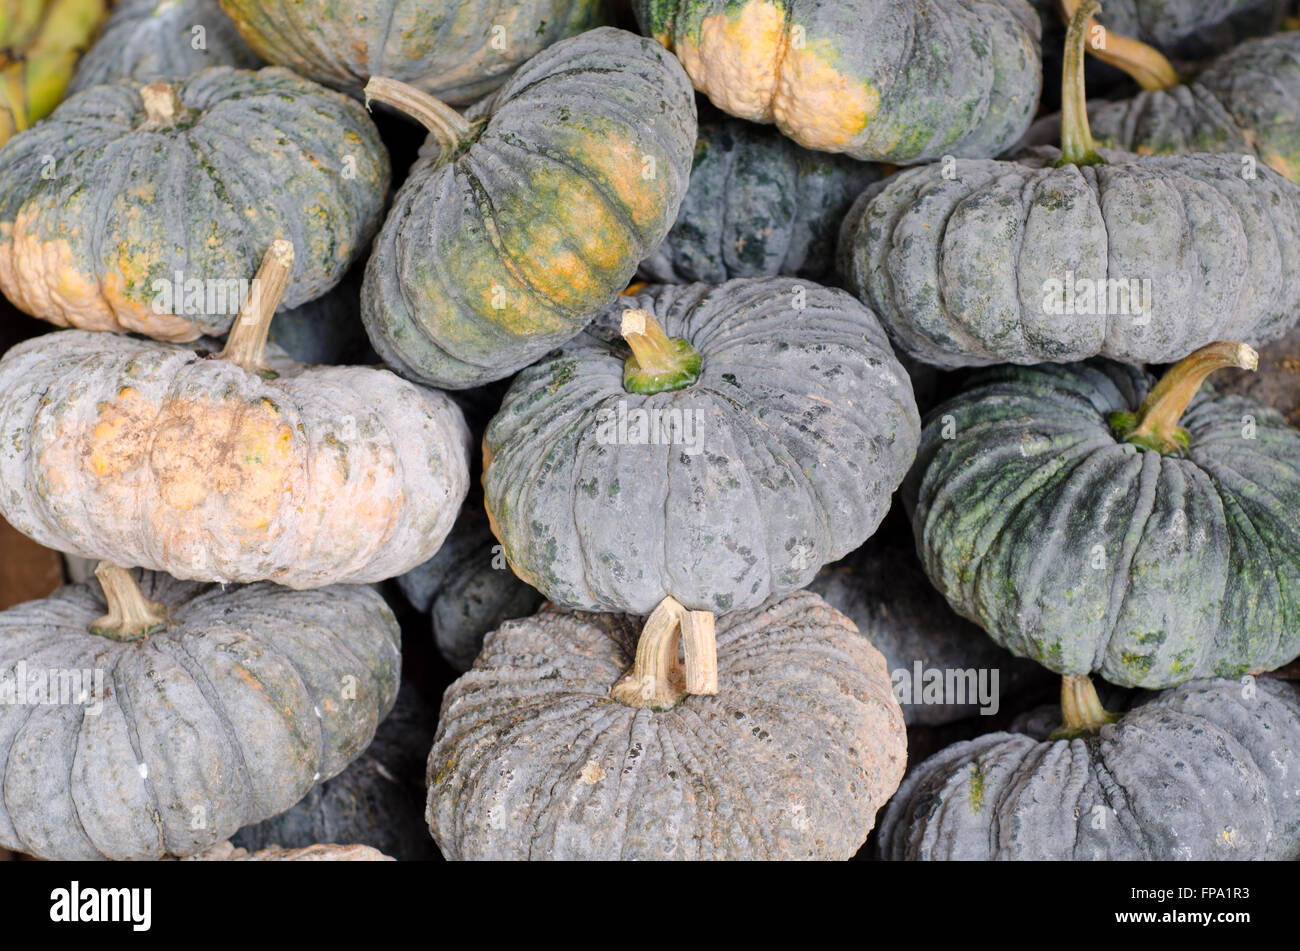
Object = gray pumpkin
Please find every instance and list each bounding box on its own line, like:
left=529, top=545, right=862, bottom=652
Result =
left=638, top=106, right=886, bottom=285
left=232, top=685, right=437, bottom=862
left=396, top=498, right=542, bottom=673
left=0, top=566, right=401, bottom=861
left=908, top=349, right=1300, bottom=688
left=427, top=590, right=906, bottom=860
left=879, top=677, right=1300, bottom=859
left=809, top=540, right=1051, bottom=725
left=482, top=277, right=920, bottom=616
left=68, top=0, right=263, bottom=94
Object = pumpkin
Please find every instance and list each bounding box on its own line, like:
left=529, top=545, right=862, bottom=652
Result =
left=218, top=0, right=603, bottom=105
left=233, top=685, right=437, bottom=861
left=879, top=674, right=1300, bottom=859
left=0, top=0, right=106, bottom=145
left=809, top=539, right=1050, bottom=725
left=0, top=242, right=472, bottom=589
left=186, top=841, right=393, bottom=861
left=427, top=589, right=906, bottom=860
left=638, top=104, right=887, bottom=285
left=1212, top=325, right=1300, bottom=427
left=908, top=342, right=1300, bottom=689
left=482, top=277, right=920, bottom=634
left=632, top=0, right=1043, bottom=163
left=68, top=0, right=262, bottom=94
left=0, top=563, right=401, bottom=861
left=397, top=495, right=542, bottom=673
left=0, top=66, right=388, bottom=341
left=839, top=1, right=1300, bottom=368
left=360, top=27, right=697, bottom=389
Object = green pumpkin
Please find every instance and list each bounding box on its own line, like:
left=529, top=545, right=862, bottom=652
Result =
left=68, top=0, right=262, bottom=94
left=360, top=28, right=697, bottom=390
left=839, top=1, right=1300, bottom=368
left=0, top=67, right=389, bottom=342
left=880, top=675, right=1300, bottom=859
left=633, top=0, right=1042, bottom=162
left=639, top=104, right=886, bottom=284
left=0, top=565, right=400, bottom=861
left=218, top=0, right=602, bottom=104
left=908, top=344, right=1300, bottom=689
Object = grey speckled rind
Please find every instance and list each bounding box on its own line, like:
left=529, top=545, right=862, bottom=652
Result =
left=0, top=570, right=401, bottom=861
left=809, top=540, right=1051, bottom=725
left=840, top=148, right=1300, bottom=367
left=879, top=677, right=1300, bottom=860
left=638, top=106, right=886, bottom=284
left=483, top=277, right=920, bottom=615
left=68, top=0, right=263, bottom=94
left=427, top=590, right=906, bottom=860
left=906, top=359, right=1300, bottom=688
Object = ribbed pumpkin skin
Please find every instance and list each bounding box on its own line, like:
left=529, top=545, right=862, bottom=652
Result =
left=809, top=540, right=1049, bottom=725
left=483, top=278, right=920, bottom=615
left=427, top=591, right=906, bottom=860
left=397, top=500, right=542, bottom=673
left=1088, top=32, right=1300, bottom=182
left=633, top=0, right=1042, bottom=162
left=841, top=149, right=1300, bottom=367
left=68, top=0, right=262, bottom=94
left=0, top=67, right=389, bottom=341
left=908, top=360, right=1300, bottom=688
left=361, top=28, right=696, bottom=390
left=218, top=0, right=602, bottom=104
left=0, top=571, right=401, bottom=861
left=879, top=678, right=1300, bottom=860
left=0, top=330, right=471, bottom=588
left=638, top=107, right=885, bottom=284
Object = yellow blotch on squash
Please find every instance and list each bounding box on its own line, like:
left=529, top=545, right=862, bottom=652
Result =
left=676, top=2, right=787, bottom=123
left=773, top=41, right=878, bottom=152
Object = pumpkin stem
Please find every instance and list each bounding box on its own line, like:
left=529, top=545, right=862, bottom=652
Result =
left=610, top=596, right=718, bottom=710
left=90, top=563, right=168, bottom=642
left=1059, top=0, right=1180, bottom=92
left=1056, top=0, right=1106, bottom=168
left=1111, top=341, right=1258, bottom=454
left=1051, top=674, right=1120, bottom=739
left=218, top=240, right=295, bottom=373
left=139, top=81, right=183, bottom=125
left=364, top=76, right=476, bottom=156
left=621, top=309, right=702, bottom=394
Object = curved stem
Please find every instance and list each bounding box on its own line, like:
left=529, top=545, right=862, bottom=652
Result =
left=621, top=309, right=702, bottom=394
left=1056, top=0, right=1105, bottom=167
left=218, top=240, right=294, bottom=373
left=1051, top=674, right=1120, bottom=739
left=610, top=597, right=718, bottom=710
left=364, top=76, right=474, bottom=154
left=1114, top=341, right=1258, bottom=454
left=91, top=563, right=168, bottom=642
left=1059, top=0, right=1180, bottom=92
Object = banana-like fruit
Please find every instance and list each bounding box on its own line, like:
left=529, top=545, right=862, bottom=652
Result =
left=0, top=0, right=107, bottom=145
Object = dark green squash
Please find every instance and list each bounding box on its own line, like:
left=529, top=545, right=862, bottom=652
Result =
left=360, top=28, right=697, bottom=389
left=638, top=105, right=886, bottom=284
left=839, top=1, right=1300, bottom=368
left=908, top=343, right=1300, bottom=689
left=632, top=0, right=1043, bottom=162
left=879, top=675, right=1300, bottom=859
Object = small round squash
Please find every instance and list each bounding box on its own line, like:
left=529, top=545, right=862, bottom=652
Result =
left=0, top=564, right=401, bottom=861
left=427, top=590, right=906, bottom=860
left=360, top=28, right=697, bottom=389
left=0, top=67, right=389, bottom=341
left=0, top=243, right=471, bottom=589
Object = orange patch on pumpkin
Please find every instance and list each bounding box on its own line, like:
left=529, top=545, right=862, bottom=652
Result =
left=676, top=2, right=787, bottom=122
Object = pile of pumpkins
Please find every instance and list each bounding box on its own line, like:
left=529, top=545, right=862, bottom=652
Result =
left=0, top=0, right=1297, bottom=862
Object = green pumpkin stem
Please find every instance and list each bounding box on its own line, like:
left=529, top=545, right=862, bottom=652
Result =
left=139, top=81, right=183, bottom=125
left=1056, top=0, right=1106, bottom=168
left=610, top=597, right=718, bottom=710
left=621, top=309, right=702, bottom=394
left=218, top=240, right=294, bottom=373
left=90, top=563, right=168, bottom=642
left=364, top=76, right=474, bottom=155
left=1113, top=341, right=1259, bottom=454
left=1059, top=0, right=1180, bottom=91
left=1051, top=674, right=1120, bottom=739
